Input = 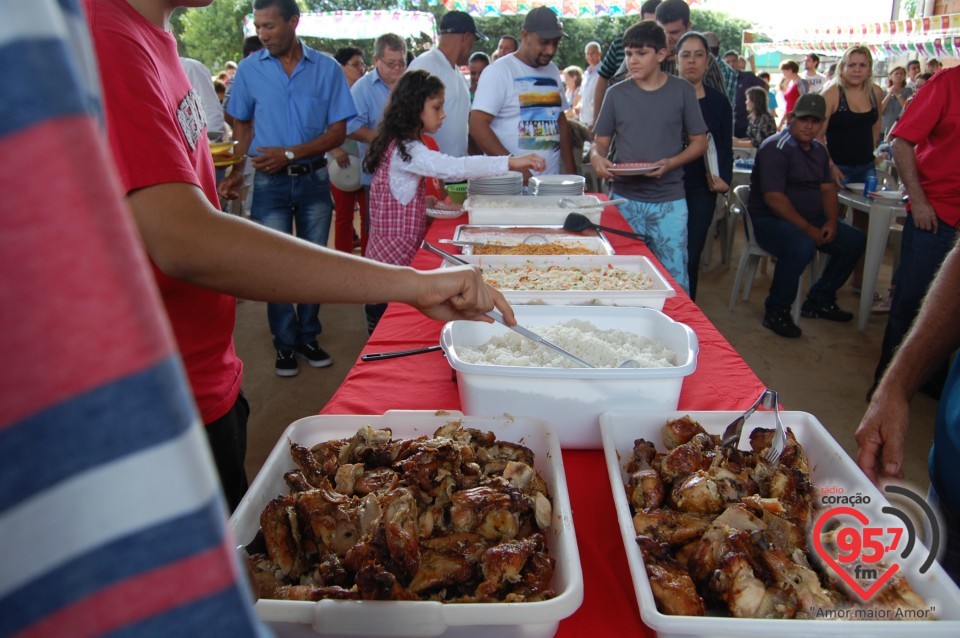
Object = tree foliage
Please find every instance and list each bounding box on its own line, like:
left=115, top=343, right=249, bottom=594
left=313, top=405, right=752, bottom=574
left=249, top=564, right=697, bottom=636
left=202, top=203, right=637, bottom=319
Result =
left=176, top=0, right=249, bottom=70
left=174, top=1, right=751, bottom=73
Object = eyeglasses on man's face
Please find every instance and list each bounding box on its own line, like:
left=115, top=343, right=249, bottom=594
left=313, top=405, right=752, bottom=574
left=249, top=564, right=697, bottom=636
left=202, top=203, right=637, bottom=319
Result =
left=379, top=59, right=407, bottom=70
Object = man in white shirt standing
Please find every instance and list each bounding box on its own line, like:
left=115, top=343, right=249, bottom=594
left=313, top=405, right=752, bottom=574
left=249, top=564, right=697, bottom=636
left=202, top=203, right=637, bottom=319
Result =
left=800, top=52, right=827, bottom=94
left=470, top=7, right=575, bottom=178
left=579, top=41, right=601, bottom=127
left=180, top=57, right=225, bottom=140
left=408, top=11, right=487, bottom=157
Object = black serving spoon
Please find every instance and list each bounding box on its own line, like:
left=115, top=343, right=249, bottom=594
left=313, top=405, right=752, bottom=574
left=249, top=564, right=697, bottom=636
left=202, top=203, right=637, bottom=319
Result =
left=562, top=212, right=648, bottom=244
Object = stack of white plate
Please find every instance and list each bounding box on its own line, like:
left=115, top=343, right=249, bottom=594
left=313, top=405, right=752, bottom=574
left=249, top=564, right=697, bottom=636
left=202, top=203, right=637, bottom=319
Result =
left=529, top=174, right=586, bottom=196
left=468, top=171, right=523, bottom=196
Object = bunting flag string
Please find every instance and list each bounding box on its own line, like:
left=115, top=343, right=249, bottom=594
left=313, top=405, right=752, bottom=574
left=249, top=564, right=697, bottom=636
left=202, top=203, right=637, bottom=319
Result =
left=745, top=13, right=960, bottom=60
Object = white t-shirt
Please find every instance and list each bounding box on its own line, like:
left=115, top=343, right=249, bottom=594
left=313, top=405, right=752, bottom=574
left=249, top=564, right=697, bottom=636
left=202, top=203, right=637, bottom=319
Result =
left=801, top=72, right=827, bottom=94
left=408, top=48, right=470, bottom=157
left=580, top=63, right=599, bottom=126
left=471, top=53, right=568, bottom=175
left=179, top=57, right=225, bottom=138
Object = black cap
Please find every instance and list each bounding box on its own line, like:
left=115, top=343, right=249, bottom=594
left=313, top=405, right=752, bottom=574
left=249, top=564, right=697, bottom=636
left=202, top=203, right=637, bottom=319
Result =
left=439, top=11, right=489, bottom=41
left=793, top=93, right=826, bottom=120
left=521, top=7, right=569, bottom=39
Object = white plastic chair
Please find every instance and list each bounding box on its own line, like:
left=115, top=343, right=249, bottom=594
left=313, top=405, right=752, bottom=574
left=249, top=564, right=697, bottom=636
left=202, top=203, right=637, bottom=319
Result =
left=728, top=185, right=818, bottom=324
left=701, top=192, right=734, bottom=271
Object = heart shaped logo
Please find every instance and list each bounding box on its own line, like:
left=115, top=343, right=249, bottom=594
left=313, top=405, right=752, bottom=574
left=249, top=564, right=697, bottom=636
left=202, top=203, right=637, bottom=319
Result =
left=812, top=506, right=900, bottom=600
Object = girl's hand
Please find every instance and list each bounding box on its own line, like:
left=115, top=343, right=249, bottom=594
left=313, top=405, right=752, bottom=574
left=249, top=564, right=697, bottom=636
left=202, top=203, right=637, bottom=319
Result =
left=424, top=195, right=439, bottom=210
left=507, top=153, right=546, bottom=174
left=590, top=152, right=615, bottom=179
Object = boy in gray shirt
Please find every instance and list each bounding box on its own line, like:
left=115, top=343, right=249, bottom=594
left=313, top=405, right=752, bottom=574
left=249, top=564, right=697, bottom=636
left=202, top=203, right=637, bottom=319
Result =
left=590, top=20, right=707, bottom=292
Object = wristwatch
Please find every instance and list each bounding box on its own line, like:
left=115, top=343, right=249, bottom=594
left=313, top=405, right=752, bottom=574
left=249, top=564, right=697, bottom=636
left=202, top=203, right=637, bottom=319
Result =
left=284, top=148, right=295, bottom=161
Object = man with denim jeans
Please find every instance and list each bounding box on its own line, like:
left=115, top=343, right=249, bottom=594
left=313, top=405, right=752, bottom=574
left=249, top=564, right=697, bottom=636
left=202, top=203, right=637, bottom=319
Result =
left=871, top=66, right=960, bottom=397
left=856, top=239, right=960, bottom=586
left=748, top=93, right=865, bottom=338
left=222, top=0, right=356, bottom=376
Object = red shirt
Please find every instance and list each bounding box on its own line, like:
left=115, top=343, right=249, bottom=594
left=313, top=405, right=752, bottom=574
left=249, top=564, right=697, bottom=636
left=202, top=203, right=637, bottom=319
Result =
left=890, top=66, right=960, bottom=227
left=783, top=81, right=800, bottom=116
left=86, top=0, right=242, bottom=423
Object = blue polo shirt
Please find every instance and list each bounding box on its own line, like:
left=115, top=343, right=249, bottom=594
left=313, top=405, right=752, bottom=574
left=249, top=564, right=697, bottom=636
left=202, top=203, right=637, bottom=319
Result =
left=348, top=68, right=392, bottom=186
left=749, top=128, right=833, bottom=223
left=226, top=41, right=356, bottom=162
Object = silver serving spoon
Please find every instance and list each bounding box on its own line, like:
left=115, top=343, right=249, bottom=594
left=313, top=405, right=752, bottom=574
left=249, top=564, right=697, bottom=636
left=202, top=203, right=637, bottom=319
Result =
left=361, top=345, right=442, bottom=361
left=438, top=235, right=548, bottom=248
left=558, top=197, right=627, bottom=209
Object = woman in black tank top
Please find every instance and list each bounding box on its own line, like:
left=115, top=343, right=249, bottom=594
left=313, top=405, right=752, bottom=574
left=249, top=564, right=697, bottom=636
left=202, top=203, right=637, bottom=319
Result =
left=819, top=46, right=884, bottom=186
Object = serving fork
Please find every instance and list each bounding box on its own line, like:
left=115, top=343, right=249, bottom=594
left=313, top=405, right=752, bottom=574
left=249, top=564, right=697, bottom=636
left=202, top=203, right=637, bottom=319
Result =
left=720, top=388, right=787, bottom=464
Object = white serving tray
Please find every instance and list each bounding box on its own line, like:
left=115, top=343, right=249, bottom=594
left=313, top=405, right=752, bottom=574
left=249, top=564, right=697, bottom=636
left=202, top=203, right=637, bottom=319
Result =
left=464, top=195, right=602, bottom=225
left=443, top=254, right=675, bottom=310
left=600, top=410, right=960, bottom=637
left=230, top=410, right=583, bottom=638
left=442, top=307, right=698, bottom=449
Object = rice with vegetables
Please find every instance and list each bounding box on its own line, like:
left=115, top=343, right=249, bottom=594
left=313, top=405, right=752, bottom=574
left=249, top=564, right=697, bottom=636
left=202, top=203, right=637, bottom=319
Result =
left=457, top=319, right=676, bottom=368
left=482, top=262, right=654, bottom=291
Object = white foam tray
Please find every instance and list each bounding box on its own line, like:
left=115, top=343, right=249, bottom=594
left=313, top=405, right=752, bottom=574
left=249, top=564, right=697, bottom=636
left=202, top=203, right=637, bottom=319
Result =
left=441, top=307, right=697, bottom=449
left=465, top=195, right=603, bottom=225
left=230, top=410, right=583, bottom=638
left=444, top=254, right=675, bottom=309
left=600, top=410, right=960, bottom=637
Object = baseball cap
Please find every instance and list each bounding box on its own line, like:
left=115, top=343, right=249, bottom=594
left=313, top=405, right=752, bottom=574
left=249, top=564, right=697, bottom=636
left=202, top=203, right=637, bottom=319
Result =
left=439, top=11, right=489, bottom=41
left=521, top=7, right=569, bottom=39
left=793, top=93, right=826, bottom=119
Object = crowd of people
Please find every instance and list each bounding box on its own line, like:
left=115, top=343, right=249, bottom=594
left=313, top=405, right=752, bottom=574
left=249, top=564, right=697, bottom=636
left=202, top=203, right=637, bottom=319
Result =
left=7, top=0, right=960, bottom=633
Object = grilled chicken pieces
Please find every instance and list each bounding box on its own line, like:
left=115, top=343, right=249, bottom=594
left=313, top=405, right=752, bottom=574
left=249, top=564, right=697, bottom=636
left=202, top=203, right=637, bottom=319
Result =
left=625, top=416, right=925, bottom=619
left=247, top=423, right=555, bottom=603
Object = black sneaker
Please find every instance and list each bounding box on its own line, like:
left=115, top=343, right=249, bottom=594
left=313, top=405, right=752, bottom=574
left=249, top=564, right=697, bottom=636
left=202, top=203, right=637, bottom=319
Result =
left=276, top=349, right=300, bottom=377
left=763, top=310, right=802, bottom=338
left=801, top=299, right=854, bottom=322
left=295, top=342, right=333, bottom=368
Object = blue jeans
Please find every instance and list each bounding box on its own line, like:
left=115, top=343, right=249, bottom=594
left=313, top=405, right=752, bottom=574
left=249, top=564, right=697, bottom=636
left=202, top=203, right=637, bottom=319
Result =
left=614, top=192, right=690, bottom=293
left=835, top=161, right=876, bottom=187
left=685, top=182, right=717, bottom=301
left=926, top=483, right=960, bottom=587
left=875, top=216, right=958, bottom=381
left=752, top=214, right=865, bottom=313
left=251, top=168, right=333, bottom=350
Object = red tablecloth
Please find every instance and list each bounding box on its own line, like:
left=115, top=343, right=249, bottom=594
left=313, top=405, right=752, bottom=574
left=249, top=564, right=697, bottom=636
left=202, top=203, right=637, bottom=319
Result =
left=320, top=204, right=766, bottom=636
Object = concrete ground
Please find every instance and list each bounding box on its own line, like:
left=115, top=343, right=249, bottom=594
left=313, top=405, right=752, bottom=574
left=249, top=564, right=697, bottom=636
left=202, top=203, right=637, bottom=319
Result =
left=235, top=217, right=937, bottom=493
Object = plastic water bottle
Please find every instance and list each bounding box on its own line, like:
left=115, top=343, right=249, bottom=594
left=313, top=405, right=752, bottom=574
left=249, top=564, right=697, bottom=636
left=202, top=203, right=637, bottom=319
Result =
left=864, top=175, right=878, bottom=197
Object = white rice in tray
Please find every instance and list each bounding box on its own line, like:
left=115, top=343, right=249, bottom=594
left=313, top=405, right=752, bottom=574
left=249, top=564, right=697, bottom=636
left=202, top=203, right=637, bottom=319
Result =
left=457, top=319, right=675, bottom=368
left=482, top=263, right=654, bottom=291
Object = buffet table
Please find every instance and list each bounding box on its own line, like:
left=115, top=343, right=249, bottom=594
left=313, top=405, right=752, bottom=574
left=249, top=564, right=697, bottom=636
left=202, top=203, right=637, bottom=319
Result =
left=320, top=203, right=767, bottom=636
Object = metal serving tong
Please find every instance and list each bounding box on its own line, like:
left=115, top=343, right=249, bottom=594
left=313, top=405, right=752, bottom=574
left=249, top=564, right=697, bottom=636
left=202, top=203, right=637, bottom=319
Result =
left=720, top=388, right=787, bottom=464
left=420, top=240, right=595, bottom=369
